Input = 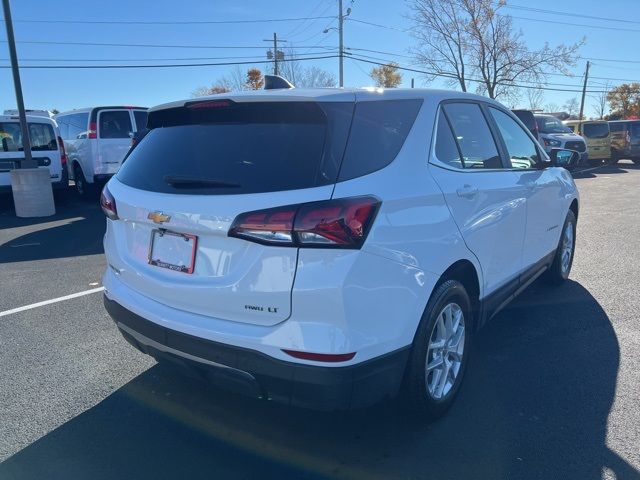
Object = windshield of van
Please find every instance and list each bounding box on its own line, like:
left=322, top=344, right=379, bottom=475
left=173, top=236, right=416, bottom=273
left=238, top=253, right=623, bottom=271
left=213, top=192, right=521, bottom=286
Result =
left=0, top=122, right=57, bottom=152
left=535, top=115, right=572, bottom=134
left=583, top=123, right=610, bottom=138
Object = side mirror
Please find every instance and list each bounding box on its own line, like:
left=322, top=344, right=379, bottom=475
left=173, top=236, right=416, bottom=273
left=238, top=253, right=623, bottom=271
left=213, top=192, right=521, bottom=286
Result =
left=550, top=148, right=580, bottom=168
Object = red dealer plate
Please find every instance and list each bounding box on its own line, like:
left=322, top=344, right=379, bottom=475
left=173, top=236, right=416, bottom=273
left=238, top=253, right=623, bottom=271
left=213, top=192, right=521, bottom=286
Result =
left=148, top=229, right=198, bottom=274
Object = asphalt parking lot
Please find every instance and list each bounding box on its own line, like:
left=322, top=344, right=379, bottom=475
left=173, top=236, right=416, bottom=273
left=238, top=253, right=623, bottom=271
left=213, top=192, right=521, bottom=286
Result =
left=1, top=163, right=639, bottom=480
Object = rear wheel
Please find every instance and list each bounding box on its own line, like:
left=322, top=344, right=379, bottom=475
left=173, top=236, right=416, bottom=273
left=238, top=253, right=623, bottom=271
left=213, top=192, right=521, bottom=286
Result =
left=73, top=164, right=89, bottom=197
left=401, top=280, right=472, bottom=420
left=545, top=210, right=576, bottom=284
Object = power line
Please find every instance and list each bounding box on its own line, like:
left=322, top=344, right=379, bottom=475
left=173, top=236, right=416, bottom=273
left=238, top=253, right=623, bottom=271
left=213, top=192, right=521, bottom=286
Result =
left=0, top=54, right=339, bottom=69
left=11, top=15, right=336, bottom=25
left=507, top=14, right=640, bottom=34
left=503, top=3, right=640, bottom=26
left=0, top=51, right=338, bottom=62
left=348, top=56, right=610, bottom=93
left=0, top=39, right=336, bottom=50
left=347, top=17, right=406, bottom=32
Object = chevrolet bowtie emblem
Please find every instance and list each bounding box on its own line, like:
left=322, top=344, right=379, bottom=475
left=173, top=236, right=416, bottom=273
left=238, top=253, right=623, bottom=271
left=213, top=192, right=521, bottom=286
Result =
left=148, top=211, right=171, bottom=224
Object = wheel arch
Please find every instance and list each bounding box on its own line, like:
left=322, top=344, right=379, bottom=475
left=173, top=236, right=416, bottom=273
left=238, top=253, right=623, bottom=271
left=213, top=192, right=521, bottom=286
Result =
left=569, top=198, right=579, bottom=220
left=436, top=259, right=481, bottom=329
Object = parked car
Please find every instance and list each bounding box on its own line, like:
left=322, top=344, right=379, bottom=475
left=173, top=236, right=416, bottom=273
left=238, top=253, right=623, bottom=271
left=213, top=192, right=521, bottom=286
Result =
left=0, top=114, right=68, bottom=193
left=533, top=114, right=589, bottom=166
left=608, top=120, right=640, bottom=164
left=55, top=106, right=148, bottom=196
left=564, top=120, right=612, bottom=163
left=101, top=89, right=580, bottom=418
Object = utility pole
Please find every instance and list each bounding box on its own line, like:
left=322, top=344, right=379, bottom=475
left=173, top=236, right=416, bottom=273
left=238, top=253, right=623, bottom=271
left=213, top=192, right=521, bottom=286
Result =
left=263, top=33, right=286, bottom=76
left=2, top=0, right=34, bottom=168
left=578, top=60, right=590, bottom=133
left=411, top=78, right=415, bottom=88
left=338, top=0, right=344, bottom=87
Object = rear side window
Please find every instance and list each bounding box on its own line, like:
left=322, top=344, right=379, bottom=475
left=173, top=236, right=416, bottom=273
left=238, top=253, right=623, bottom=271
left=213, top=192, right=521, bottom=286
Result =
left=133, top=110, right=148, bottom=130
left=99, top=110, right=132, bottom=139
left=66, top=113, right=89, bottom=139
left=118, top=101, right=353, bottom=195
left=0, top=122, right=57, bottom=151
left=338, top=99, right=422, bottom=181
left=443, top=103, right=503, bottom=169
left=630, top=122, right=640, bottom=138
left=433, top=111, right=463, bottom=168
left=583, top=123, right=610, bottom=138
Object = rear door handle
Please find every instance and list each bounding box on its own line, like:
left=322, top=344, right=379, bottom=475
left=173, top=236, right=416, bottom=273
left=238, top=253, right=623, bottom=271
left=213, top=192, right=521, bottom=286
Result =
left=456, top=185, right=478, bottom=198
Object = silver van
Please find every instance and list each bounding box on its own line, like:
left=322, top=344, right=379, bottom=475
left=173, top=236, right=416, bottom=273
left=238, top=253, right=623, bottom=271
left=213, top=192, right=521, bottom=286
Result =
left=55, top=106, right=147, bottom=196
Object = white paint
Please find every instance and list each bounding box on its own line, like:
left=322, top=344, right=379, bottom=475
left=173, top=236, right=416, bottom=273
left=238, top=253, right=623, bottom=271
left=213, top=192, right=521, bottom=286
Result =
left=0, top=287, right=105, bottom=318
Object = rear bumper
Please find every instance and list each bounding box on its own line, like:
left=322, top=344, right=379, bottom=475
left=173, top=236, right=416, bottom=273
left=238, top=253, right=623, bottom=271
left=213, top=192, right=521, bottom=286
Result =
left=104, top=295, right=410, bottom=411
left=93, top=173, right=114, bottom=183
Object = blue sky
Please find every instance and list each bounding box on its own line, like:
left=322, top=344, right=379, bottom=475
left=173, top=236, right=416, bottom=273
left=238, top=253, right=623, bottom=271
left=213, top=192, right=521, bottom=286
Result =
left=1, top=0, right=638, bottom=117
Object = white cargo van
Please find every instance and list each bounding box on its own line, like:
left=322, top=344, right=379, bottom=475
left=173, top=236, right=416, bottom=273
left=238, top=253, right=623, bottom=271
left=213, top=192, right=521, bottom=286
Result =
left=0, top=114, right=68, bottom=193
left=55, top=106, right=147, bottom=195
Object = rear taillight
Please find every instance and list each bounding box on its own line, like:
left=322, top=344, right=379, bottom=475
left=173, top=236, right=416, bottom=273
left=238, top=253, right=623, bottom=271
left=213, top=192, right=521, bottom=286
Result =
left=100, top=184, right=118, bottom=220
left=57, top=136, right=67, bottom=167
left=88, top=121, right=97, bottom=139
left=229, top=196, right=380, bottom=249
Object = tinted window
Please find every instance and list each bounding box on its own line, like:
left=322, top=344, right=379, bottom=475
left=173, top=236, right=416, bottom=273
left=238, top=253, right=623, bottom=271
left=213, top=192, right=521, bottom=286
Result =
left=118, top=102, right=352, bottom=195
left=630, top=122, right=640, bottom=138
left=338, top=99, right=422, bottom=181
left=0, top=122, right=57, bottom=151
left=433, top=111, right=463, bottom=168
left=512, top=110, right=537, bottom=134
left=56, top=118, right=68, bottom=139
left=609, top=122, right=623, bottom=133
left=443, top=103, right=502, bottom=169
left=99, top=110, right=132, bottom=139
left=489, top=108, right=540, bottom=169
left=535, top=115, right=572, bottom=134
left=583, top=123, right=610, bottom=138
left=67, top=113, right=89, bottom=139
left=133, top=110, right=148, bottom=130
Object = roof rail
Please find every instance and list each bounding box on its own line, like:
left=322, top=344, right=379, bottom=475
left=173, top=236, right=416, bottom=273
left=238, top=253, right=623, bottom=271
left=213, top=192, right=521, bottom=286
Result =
left=264, top=75, right=294, bottom=90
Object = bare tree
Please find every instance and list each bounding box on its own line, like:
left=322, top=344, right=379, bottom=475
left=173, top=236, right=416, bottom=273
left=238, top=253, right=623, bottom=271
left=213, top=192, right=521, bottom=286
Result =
left=408, top=0, right=471, bottom=91
left=526, top=88, right=544, bottom=110
left=591, top=82, right=611, bottom=119
left=409, top=0, right=583, bottom=100
left=545, top=103, right=559, bottom=113
left=563, top=97, right=580, bottom=117
left=279, top=50, right=337, bottom=87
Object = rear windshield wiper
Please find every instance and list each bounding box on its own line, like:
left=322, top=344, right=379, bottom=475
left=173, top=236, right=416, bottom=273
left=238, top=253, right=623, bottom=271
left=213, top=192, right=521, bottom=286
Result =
left=163, top=175, right=241, bottom=189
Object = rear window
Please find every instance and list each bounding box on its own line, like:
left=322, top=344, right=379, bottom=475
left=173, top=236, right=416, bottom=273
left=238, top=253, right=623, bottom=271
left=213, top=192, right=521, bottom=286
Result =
left=609, top=122, right=624, bottom=133
left=99, top=110, right=132, bottom=139
left=630, top=122, right=640, bottom=138
left=117, top=101, right=353, bottom=195
left=0, top=122, right=57, bottom=152
left=337, top=99, right=422, bottom=181
left=583, top=123, right=610, bottom=138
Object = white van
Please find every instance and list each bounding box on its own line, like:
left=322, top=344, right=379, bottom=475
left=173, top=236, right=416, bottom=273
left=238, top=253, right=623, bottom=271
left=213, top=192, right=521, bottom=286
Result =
left=55, top=106, right=147, bottom=195
left=0, top=114, right=68, bottom=193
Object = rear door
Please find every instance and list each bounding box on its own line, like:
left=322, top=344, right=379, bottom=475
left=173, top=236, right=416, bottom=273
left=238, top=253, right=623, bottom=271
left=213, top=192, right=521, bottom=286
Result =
left=106, top=99, right=354, bottom=326
left=97, top=109, right=134, bottom=175
left=429, top=102, right=527, bottom=296
left=0, top=120, right=61, bottom=186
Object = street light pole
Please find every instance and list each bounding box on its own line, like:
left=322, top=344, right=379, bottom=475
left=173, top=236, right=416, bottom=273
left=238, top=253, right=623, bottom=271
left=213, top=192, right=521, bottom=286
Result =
left=2, top=0, right=35, bottom=169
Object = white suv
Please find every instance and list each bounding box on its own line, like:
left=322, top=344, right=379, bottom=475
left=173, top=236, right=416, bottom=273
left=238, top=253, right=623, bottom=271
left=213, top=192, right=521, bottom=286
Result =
left=101, top=89, right=579, bottom=418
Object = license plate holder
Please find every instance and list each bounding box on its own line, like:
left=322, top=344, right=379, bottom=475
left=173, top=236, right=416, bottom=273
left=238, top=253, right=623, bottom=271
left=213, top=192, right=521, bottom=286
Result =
left=148, top=229, right=198, bottom=274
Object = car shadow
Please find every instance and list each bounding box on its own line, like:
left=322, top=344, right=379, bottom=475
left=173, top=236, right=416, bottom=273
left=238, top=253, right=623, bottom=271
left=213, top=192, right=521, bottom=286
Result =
left=0, top=280, right=637, bottom=480
left=573, top=160, right=639, bottom=179
left=0, top=191, right=105, bottom=263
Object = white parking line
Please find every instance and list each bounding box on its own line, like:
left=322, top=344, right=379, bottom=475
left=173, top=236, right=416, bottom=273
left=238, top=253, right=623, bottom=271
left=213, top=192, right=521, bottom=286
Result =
left=0, top=287, right=105, bottom=318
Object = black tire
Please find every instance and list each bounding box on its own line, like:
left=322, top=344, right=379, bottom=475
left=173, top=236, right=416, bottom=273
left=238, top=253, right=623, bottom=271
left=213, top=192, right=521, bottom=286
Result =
left=401, top=280, right=473, bottom=421
left=545, top=210, right=577, bottom=285
left=73, top=164, right=89, bottom=198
